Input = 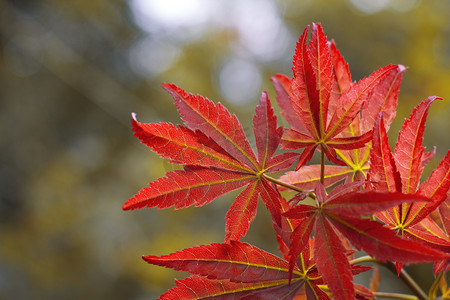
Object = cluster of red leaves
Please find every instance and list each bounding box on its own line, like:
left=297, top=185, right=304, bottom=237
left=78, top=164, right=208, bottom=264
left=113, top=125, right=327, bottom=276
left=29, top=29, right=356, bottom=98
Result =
left=123, top=23, right=450, bottom=299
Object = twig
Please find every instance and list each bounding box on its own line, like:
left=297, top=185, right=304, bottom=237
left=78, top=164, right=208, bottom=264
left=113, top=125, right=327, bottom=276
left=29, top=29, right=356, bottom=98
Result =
left=349, top=256, right=428, bottom=300
left=373, top=292, right=419, bottom=300
left=262, top=174, right=316, bottom=199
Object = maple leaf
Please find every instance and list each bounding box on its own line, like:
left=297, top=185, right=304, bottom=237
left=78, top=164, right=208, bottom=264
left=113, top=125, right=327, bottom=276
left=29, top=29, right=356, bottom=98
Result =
left=367, top=97, right=450, bottom=266
left=123, top=86, right=299, bottom=242
left=284, top=182, right=447, bottom=300
left=145, top=240, right=374, bottom=300
left=145, top=241, right=310, bottom=299
left=274, top=44, right=407, bottom=188
left=278, top=23, right=398, bottom=170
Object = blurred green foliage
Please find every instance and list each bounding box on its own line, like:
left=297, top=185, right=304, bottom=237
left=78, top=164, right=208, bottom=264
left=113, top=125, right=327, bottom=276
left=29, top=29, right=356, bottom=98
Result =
left=0, top=0, right=449, bottom=298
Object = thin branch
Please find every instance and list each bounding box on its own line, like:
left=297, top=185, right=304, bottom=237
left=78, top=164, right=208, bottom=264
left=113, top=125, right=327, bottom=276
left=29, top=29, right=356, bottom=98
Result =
left=351, top=256, right=428, bottom=300
left=373, top=292, right=419, bottom=300
left=262, top=174, right=316, bottom=199
left=382, top=261, right=428, bottom=300
left=349, top=255, right=378, bottom=265
left=428, top=271, right=443, bottom=300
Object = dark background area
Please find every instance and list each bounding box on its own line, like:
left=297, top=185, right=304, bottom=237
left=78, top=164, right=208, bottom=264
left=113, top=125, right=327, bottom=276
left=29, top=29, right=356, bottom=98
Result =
left=0, top=0, right=449, bottom=298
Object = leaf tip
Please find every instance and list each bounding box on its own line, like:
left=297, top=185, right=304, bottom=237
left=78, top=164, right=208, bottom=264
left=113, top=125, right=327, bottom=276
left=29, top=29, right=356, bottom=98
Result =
left=122, top=201, right=132, bottom=211
left=161, top=82, right=176, bottom=90
left=430, top=96, right=444, bottom=102
left=397, top=64, right=408, bottom=73
left=142, top=255, right=152, bottom=263
left=131, top=112, right=139, bottom=129
left=161, top=82, right=184, bottom=99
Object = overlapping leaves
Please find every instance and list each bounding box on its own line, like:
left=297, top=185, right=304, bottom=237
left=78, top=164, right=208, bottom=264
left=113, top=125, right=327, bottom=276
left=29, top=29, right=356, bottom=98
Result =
left=283, top=182, right=447, bottom=300
left=275, top=64, right=406, bottom=189
left=145, top=238, right=373, bottom=299
left=145, top=241, right=308, bottom=300
left=124, top=22, right=450, bottom=300
left=367, top=97, right=450, bottom=273
left=277, top=23, right=398, bottom=170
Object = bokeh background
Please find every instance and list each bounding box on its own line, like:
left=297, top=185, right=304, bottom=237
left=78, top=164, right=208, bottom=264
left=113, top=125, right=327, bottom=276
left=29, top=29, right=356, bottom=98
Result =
left=1, top=0, right=449, bottom=299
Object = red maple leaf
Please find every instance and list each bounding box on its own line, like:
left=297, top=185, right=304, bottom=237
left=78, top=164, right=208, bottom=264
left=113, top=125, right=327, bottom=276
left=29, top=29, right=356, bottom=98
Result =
left=275, top=63, right=407, bottom=190
left=367, top=97, right=450, bottom=273
left=277, top=23, right=398, bottom=170
left=284, top=181, right=447, bottom=300
left=145, top=241, right=308, bottom=299
left=145, top=239, right=374, bottom=300
left=123, top=87, right=298, bottom=242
